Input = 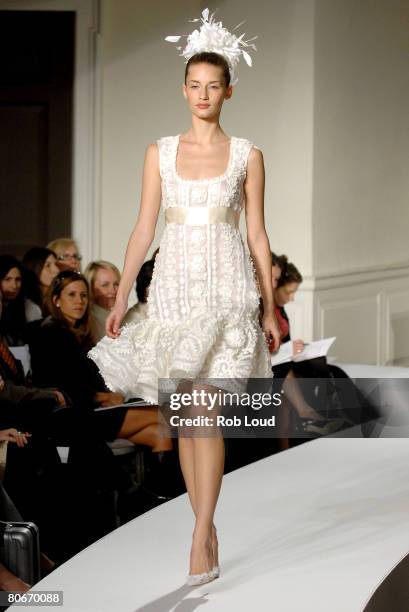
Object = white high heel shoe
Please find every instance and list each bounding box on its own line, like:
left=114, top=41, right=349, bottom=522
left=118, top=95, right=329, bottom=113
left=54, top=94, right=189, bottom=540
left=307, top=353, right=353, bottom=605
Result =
left=186, top=570, right=216, bottom=586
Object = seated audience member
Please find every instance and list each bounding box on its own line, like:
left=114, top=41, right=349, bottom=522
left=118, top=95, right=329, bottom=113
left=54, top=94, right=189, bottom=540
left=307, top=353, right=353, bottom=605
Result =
left=0, top=255, right=41, bottom=346
left=47, top=237, right=82, bottom=272
left=84, top=261, right=120, bottom=342
left=22, top=247, right=59, bottom=314
left=0, top=428, right=55, bottom=592
left=28, top=271, right=176, bottom=494
left=268, top=255, right=346, bottom=436
left=122, top=260, right=154, bottom=326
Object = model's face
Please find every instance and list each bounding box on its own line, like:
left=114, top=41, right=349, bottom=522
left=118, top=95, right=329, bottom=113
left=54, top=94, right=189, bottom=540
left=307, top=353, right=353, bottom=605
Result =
left=40, top=255, right=59, bottom=288
left=271, top=265, right=282, bottom=290
left=183, top=63, right=232, bottom=119
left=56, top=245, right=82, bottom=272
left=275, top=282, right=300, bottom=307
left=1, top=267, right=22, bottom=302
left=54, top=280, right=88, bottom=325
left=93, top=268, right=119, bottom=310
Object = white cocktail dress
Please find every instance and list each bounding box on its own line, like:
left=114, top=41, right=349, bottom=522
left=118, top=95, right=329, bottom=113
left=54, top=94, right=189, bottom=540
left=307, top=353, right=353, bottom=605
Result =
left=89, top=135, right=272, bottom=404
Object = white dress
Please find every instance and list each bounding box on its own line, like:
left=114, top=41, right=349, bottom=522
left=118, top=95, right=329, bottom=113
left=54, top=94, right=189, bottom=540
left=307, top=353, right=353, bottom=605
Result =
left=89, top=135, right=272, bottom=404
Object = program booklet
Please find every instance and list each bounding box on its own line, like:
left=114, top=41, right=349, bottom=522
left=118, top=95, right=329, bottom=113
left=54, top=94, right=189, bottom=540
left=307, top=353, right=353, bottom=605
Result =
left=94, top=398, right=151, bottom=412
left=270, top=337, right=336, bottom=367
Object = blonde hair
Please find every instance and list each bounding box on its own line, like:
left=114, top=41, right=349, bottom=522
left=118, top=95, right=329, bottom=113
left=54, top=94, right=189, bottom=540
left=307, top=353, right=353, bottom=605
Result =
left=83, top=260, right=121, bottom=298
left=47, top=237, right=80, bottom=257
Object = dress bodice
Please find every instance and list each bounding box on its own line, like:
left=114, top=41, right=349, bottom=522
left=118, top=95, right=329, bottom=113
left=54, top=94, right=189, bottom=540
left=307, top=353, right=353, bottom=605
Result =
left=158, top=135, right=254, bottom=213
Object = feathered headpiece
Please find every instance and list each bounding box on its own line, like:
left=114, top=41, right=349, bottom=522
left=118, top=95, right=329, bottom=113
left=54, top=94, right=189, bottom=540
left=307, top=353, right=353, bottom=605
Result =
left=165, top=8, right=257, bottom=85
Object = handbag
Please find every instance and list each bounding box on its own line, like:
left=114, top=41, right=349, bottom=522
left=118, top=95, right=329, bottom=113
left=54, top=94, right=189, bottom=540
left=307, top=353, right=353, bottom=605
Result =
left=0, top=520, right=40, bottom=586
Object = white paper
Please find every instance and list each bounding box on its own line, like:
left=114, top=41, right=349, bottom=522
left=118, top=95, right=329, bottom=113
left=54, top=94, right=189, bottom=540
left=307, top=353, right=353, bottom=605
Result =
left=94, top=399, right=151, bottom=412
left=9, top=344, right=31, bottom=377
left=270, top=337, right=336, bottom=367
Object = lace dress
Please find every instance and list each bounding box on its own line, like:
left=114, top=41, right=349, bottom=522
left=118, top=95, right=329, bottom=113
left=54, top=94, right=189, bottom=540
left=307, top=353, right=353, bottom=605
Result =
left=88, top=135, right=272, bottom=404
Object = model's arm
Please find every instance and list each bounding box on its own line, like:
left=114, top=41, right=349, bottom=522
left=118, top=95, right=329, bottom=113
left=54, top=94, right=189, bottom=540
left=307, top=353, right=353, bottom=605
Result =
left=244, top=147, right=280, bottom=352
left=106, top=143, right=162, bottom=338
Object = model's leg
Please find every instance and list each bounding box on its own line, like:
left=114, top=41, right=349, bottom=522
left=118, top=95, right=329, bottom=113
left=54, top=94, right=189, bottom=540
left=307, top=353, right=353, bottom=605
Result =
left=188, top=383, right=224, bottom=576
left=178, top=437, right=219, bottom=569
left=178, top=437, right=196, bottom=512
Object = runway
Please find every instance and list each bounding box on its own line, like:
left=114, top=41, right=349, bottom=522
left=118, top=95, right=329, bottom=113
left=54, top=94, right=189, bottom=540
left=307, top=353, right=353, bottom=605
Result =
left=12, top=436, right=409, bottom=612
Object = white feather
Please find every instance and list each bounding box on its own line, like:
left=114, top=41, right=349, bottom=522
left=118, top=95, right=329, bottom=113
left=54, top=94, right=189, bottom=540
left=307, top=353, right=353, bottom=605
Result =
left=165, top=36, right=181, bottom=43
left=242, top=50, right=252, bottom=66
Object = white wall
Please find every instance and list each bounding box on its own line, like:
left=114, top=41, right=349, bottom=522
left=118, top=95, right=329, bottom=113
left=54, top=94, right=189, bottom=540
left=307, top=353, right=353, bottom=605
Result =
left=313, top=0, right=409, bottom=275
left=97, top=0, right=409, bottom=364
left=100, top=0, right=201, bottom=266
left=99, top=0, right=315, bottom=276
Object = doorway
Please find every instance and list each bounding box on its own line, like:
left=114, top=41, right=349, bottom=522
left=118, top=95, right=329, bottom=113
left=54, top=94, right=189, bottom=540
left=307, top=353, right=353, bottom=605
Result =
left=0, top=10, right=74, bottom=257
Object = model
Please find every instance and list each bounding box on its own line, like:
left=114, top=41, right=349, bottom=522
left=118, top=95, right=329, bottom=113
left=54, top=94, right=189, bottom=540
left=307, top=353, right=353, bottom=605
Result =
left=89, top=8, right=280, bottom=586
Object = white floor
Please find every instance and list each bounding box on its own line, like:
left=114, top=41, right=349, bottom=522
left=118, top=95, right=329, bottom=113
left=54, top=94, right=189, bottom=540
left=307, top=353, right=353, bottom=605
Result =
left=13, top=437, right=409, bottom=612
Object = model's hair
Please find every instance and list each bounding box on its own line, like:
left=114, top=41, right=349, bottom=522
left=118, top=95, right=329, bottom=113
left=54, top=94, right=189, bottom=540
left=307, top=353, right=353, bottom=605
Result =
left=276, top=255, right=303, bottom=287
left=46, top=270, right=91, bottom=343
left=136, top=260, right=155, bottom=303
left=47, top=237, right=79, bottom=257
left=83, top=260, right=121, bottom=297
left=185, top=52, right=231, bottom=87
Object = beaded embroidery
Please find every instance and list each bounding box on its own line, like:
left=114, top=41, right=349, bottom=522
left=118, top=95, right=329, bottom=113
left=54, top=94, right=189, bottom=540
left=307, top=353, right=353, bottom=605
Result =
left=89, top=135, right=271, bottom=403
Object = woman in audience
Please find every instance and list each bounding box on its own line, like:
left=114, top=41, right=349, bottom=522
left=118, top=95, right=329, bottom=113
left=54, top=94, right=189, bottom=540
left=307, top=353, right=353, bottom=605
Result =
left=22, top=247, right=59, bottom=314
left=84, top=261, right=120, bottom=343
left=0, top=429, right=56, bottom=590
left=271, top=251, right=282, bottom=289
left=28, top=271, right=175, bottom=488
left=269, top=255, right=346, bottom=436
left=0, top=255, right=41, bottom=346
left=122, top=260, right=154, bottom=326
left=47, top=238, right=82, bottom=273
left=0, top=428, right=35, bottom=593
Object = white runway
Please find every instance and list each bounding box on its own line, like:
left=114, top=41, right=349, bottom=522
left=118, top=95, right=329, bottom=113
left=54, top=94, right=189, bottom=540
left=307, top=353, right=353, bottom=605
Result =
left=13, top=437, right=409, bottom=612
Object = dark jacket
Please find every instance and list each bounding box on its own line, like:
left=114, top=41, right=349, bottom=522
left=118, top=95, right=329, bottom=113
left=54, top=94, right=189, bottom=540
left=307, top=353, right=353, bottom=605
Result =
left=27, top=317, right=106, bottom=408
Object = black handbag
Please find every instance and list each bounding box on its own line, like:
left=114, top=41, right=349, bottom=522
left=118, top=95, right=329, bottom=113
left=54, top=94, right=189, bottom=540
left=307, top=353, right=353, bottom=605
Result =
left=0, top=520, right=40, bottom=586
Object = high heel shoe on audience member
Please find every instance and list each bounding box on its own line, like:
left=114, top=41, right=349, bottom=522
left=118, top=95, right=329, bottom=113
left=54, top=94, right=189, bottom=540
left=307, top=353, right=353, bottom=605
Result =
left=298, top=416, right=346, bottom=436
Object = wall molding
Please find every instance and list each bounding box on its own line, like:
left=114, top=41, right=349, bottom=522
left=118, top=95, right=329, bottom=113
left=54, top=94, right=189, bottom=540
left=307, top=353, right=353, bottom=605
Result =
left=0, top=0, right=102, bottom=263
left=289, top=264, right=409, bottom=366
left=299, top=262, right=409, bottom=291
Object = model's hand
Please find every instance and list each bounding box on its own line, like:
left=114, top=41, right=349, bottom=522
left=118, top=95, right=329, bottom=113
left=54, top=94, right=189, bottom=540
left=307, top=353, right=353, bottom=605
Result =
left=262, top=312, right=281, bottom=353
left=106, top=302, right=127, bottom=339
left=293, top=339, right=305, bottom=355
left=0, top=428, right=31, bottom=447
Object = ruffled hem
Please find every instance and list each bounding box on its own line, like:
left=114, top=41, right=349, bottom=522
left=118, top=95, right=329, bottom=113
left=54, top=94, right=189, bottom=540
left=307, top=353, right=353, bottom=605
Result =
left=88, top=312, right=272, bottom=403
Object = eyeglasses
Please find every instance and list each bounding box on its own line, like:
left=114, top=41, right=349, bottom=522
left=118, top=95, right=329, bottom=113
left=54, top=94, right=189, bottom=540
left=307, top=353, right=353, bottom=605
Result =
left=58, top=254, right=82, bottom=262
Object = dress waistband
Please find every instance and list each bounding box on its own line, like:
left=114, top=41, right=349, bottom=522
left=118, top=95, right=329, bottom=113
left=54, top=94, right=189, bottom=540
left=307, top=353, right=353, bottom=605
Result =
left=165, top=207, right=240, bottom=228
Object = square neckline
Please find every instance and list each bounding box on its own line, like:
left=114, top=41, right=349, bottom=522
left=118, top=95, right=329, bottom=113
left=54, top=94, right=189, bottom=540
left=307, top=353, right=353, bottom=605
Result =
left=174, top=134, right=234, bottom=183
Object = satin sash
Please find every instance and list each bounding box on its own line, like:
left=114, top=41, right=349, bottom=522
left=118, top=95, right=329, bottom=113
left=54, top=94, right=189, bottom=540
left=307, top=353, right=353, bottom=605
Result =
left=165, top=207, right=240, bottom=228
